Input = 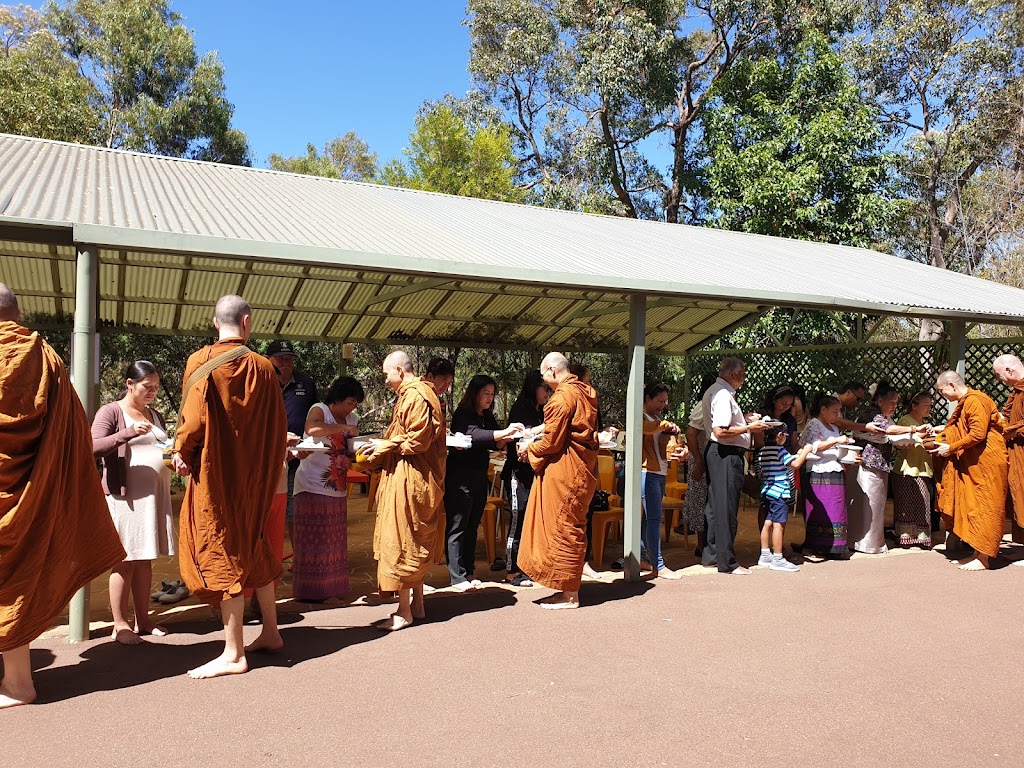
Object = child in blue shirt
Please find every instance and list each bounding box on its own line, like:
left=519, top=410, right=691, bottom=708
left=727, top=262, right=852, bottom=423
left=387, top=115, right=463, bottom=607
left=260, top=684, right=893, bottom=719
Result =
left=758, top=427, right=813, bottom=572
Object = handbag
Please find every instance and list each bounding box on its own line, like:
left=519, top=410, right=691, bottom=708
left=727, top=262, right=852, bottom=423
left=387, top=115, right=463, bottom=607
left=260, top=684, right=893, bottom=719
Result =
left=589, top=489, right=611, bottom=512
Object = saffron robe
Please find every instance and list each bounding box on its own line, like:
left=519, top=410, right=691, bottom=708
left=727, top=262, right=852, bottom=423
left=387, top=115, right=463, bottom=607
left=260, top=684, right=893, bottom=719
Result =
left=174, top=338, right=286, bottom=602
left=519, top=375, right=599, bottom=592
left=1001, top=388, right=1024, bottom=527
left=369, top=377, right=446, bottom=591
left=938, top=389, right=1009, bottom=558
left=0, top=322, right=125, bottom=651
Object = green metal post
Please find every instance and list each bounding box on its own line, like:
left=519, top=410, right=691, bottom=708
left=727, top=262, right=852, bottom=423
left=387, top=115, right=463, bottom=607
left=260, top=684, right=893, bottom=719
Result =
left=69, top=243, right=98, bottom=644
left=947, top=320, right=966, bottom=418
left=623, top=293, right=646, bottom=581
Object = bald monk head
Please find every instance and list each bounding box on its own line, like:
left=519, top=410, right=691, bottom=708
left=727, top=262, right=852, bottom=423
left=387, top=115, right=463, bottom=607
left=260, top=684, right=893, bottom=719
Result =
left=993, top=354, right=1024, bottom=389
left=213, top=294, right=252, bottom=342
left=936, top=370, right=969, bottom=402
left=540, top=352, right=570, bottom=389
left=382, top=349, right=415, bottom=392
left=0, top=283, right=20, bottom=323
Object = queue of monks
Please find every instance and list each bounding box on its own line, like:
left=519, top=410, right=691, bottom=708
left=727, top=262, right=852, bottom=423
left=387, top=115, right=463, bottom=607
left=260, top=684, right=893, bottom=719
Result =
left=2, top=283, right=1023, bottom=709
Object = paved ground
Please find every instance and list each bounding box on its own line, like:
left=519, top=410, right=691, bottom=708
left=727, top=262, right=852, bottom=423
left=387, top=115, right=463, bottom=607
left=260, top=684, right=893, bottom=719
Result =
left=6, top=540, right=1024, bottom=768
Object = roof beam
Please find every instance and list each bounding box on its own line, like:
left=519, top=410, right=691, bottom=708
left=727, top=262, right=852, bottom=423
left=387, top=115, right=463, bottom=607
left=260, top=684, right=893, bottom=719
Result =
left=48, top=245, right=64, bottom=321
left=359, top=278, right=451, bottom=308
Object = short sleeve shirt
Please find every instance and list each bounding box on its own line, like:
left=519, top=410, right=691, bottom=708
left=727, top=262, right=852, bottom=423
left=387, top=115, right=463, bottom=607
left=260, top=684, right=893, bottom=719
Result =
left=703, top=378, right=750, bottom=449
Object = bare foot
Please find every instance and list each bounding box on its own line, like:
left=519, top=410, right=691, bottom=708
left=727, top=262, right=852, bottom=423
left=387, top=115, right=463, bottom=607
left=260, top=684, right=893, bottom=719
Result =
left=136, top=623, right=169, bottom=637
left=411, top=597, right=425, bottom=620
left=323, top=596, right=345, bottom=606
left=374, top=613, right=413, bottom=631
left=657, top=568, right=682, bottom=580
left=112, top=626, right=143, bottom=646
left=538, top=593, right=580, bottom=610
left=245, top=632, right=284, bottom=654
left=728, top=567, right=752, bottom=575
left=959, top=557, right=989, bottom=571
left=581, top=563, right=601, bottom=580
left=187, top=654, right=248, bottom=679
left=0, top=680, right=37, bottom=709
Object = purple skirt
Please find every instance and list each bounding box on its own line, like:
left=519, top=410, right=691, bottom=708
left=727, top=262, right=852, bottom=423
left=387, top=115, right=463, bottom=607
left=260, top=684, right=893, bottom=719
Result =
left=804, top=471, right=848, bottom=555
left=292, top=492, right=349, bottom=601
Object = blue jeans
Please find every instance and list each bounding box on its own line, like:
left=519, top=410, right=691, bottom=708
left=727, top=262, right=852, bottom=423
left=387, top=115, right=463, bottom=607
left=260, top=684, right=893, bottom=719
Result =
left=641, top=470, right=667, bottom=571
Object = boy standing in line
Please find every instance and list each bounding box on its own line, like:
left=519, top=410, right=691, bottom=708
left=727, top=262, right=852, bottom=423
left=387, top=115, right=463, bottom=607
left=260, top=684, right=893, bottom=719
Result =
left=758, top=428, right=812, bottom=572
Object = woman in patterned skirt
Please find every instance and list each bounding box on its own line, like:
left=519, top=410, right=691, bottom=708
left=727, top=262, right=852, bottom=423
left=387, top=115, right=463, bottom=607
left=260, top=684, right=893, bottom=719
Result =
left=799, top=396, right=855, bottom=557
left=292, top=376, right=364, bottom=603
left=680, top=374, right=718, bottom=557
left=892, top=392, right=936, bottom=548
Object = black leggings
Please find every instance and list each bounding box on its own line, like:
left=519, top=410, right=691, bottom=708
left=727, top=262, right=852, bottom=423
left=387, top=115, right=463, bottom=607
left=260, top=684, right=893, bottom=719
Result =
left=444, top=472, right=488, bottom=584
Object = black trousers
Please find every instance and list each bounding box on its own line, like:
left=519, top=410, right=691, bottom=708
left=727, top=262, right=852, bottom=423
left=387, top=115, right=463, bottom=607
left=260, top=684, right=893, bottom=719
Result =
left=703, top=442, right=744, bottom=572
left=503, top=472, right=532, bottom=574
left=444, top=472, right=488, bottom=583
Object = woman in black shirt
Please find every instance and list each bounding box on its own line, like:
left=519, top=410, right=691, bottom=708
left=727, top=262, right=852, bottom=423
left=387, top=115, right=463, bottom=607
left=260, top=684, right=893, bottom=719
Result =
left=445, top=375, right=524, bottom=590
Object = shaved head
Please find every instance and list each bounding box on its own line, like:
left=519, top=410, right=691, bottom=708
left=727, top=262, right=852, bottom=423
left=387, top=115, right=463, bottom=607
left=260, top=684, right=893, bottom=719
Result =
left=0, top=282, right=19, bottom=322
left=541, top=352, right=569, bottom=373
left=383, top=350, right=413, bottom=372
left=993, top=354, right=1024, bottom=387
left=214, top=294, right=251, bottom=328
left=937, top=370, right=966, bottom=388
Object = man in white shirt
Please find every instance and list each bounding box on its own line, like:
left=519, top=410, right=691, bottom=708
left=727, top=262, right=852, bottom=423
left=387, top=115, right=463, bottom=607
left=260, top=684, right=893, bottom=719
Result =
left=702, top=357, right=767, bottom=574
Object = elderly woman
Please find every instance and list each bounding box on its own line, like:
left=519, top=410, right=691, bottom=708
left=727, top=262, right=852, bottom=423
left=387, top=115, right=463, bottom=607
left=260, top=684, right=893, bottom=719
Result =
left=848, top=383, right=923, bottom=554
left=892, top=392, right=936, bottom=549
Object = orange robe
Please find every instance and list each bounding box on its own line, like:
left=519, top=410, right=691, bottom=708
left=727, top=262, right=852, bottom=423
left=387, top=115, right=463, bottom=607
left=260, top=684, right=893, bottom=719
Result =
left=1001, top=388, right=1024, bottom=527
left=0, top=322, right=125, bottom=651
left=369, top=377, right=446, bottom=591
left=938, top=389, right=1009, bottom=558
left=174, top=338, right=287, bottom=603
left=518, top=375, right=599, bottom=592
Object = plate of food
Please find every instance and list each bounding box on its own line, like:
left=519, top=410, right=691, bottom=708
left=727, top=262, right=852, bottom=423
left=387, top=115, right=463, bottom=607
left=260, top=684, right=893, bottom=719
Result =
left=347, top=434, right=379, bottom=452
left=447, top=432, right=473, bottom=449
left=760, top=419, right=784, bottom=427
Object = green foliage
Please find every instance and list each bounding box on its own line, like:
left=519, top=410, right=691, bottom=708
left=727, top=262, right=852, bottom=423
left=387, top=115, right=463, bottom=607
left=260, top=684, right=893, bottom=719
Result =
left=268, top=132, right=378, bottom=181
left=379, top=102, right=525, bottom=202
left=702, top=32, right=893, bottom=245
left=1, top=0, right=250, bottom=163
left=0, top=5, right=99, bottom=142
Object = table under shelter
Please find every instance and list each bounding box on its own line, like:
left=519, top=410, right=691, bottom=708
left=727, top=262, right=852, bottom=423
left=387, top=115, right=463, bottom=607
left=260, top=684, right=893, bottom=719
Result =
left=3, top=133, right=1024, bottom=643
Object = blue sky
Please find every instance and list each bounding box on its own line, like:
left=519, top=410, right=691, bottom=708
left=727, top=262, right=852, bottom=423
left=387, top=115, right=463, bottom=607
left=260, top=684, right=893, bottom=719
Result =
left=175, top=0, right=474, bottom=167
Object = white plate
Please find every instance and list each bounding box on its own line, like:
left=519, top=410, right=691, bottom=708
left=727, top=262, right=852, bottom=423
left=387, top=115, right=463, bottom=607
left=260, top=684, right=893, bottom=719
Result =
left=761, top=419, right=784, bottom=427
left=599, top=441, right=616, bottom=449
left=294, top=441, right=331, bottom=453
left=840, top=457, right=859, bottom=464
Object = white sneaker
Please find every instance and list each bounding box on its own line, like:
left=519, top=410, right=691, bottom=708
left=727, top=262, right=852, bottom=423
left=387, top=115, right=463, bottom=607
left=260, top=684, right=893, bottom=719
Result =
left=769, top=557, right=800, bottom=572
left=450, top=581, right=475, bottom=592
left=470, top=579, right=482, bottom=586
left=757, top=552, right=773, bottom=566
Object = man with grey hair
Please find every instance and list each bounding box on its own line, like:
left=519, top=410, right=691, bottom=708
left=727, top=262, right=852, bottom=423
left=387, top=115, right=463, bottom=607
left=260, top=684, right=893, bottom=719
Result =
left=993, top=354, right=1024, bottom=552
left=931, top=370, right=1008, bottom=571
left=701, top=357, right=767, bottom=574
left=0, top=282, right=18, bottom=321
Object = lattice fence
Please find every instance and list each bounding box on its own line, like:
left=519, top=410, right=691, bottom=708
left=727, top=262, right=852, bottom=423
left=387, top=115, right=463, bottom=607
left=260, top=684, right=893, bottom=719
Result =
left=685, top=336, right=1024, bottom=423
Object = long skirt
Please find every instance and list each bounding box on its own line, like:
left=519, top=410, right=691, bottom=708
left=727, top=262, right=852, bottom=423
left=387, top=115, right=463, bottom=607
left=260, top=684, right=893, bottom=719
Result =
left=292, top=492, right=349, bottom=601
left=803, top=471, right=848, bottom=555
left=849, top=466, right=889, bottom=554
left=680, top=455, right=707, bottom=532
left=892, top=474, right=933, bottom=548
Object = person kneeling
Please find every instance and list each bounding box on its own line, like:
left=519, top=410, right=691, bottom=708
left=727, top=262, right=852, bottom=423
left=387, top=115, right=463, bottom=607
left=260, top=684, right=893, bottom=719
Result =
left=757, top=428, right=812, bottom=572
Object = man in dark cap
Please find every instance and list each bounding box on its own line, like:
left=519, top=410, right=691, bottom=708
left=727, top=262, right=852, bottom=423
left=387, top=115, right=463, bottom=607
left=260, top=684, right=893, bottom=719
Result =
left=266, top=340, right=318, bottom=537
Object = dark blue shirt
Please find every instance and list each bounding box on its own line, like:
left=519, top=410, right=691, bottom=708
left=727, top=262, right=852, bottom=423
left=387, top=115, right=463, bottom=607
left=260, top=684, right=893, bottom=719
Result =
left=282, top=371, right=318, bottom=437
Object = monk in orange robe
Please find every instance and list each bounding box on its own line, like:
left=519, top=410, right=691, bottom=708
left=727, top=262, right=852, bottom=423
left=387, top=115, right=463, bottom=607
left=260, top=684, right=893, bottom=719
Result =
left=517, top=352, right=599, bottom=609
left=172, top=295, right=287, bottom=678
left=0, top=284, right=125, bottom=708
left=993, top=354, right=1024, bottom=552
left=359, top=350, right=446, bottom=631
left=931, top=370, right=1009, bottom=571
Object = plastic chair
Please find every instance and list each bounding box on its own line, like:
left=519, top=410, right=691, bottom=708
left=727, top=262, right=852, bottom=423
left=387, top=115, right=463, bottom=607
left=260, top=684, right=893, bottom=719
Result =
left=590, top=454, right=625, bottom=570
left=663, top=459, right=688, bottom=542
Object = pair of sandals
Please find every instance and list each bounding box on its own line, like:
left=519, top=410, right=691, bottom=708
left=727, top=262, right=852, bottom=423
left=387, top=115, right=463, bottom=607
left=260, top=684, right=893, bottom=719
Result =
left=151, top=579, right=189, bottom=605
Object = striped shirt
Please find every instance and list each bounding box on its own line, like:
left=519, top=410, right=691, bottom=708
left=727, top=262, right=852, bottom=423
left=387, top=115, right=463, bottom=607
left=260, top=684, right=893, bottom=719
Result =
left=759, top=445, right=796, bottom=500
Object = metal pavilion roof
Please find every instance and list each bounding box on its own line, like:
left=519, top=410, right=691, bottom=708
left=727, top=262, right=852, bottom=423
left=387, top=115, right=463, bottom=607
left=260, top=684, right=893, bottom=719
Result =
left=1, top=133, right=1023, bottom=353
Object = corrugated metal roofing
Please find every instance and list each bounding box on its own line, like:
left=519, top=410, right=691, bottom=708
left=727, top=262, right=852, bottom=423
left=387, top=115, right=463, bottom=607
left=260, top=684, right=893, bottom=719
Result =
left=1, top=133, right=1023, bottom=354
